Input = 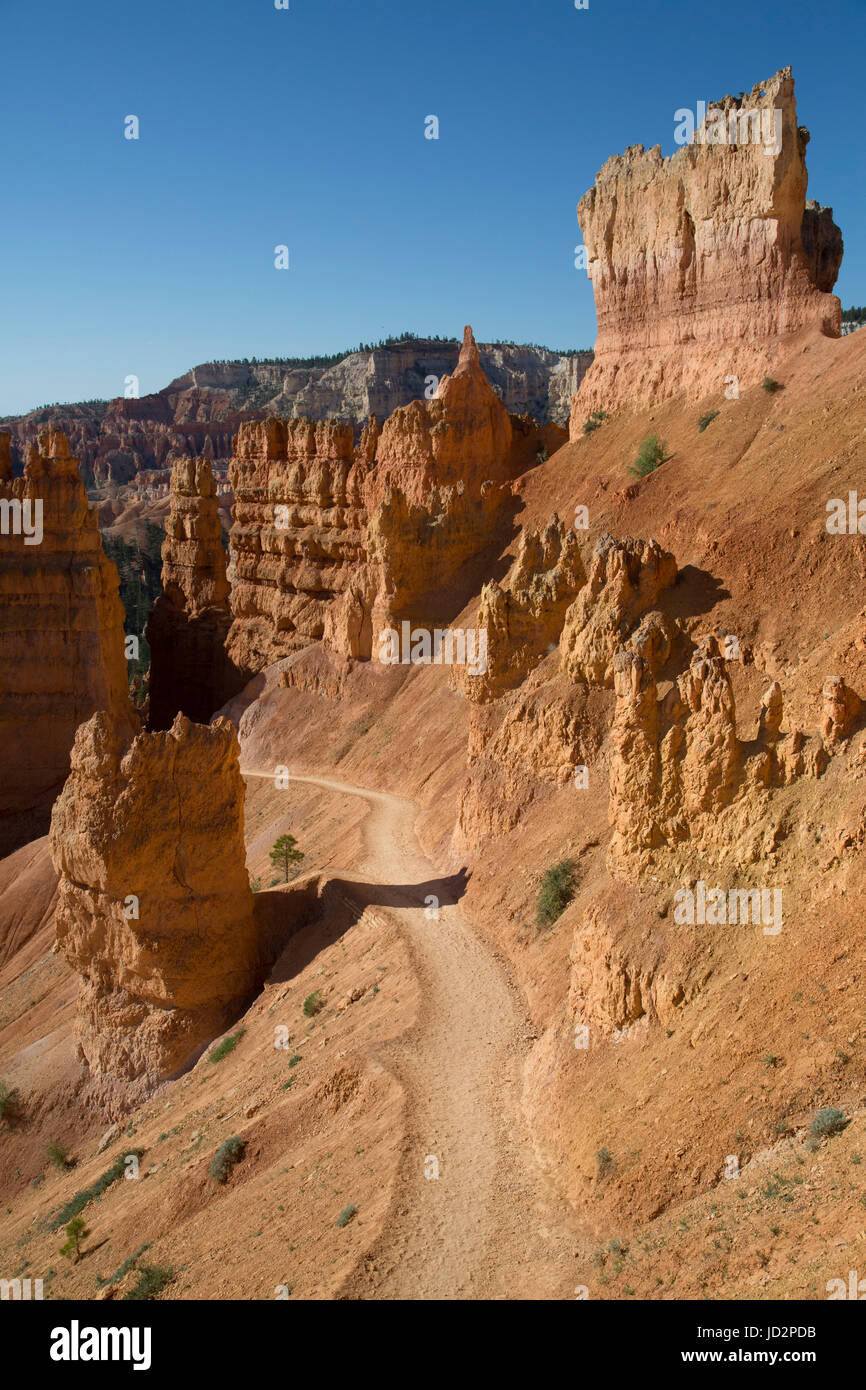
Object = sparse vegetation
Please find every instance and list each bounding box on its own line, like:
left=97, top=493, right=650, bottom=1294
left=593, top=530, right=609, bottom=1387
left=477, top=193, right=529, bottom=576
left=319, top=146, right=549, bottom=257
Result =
left=97, top=1243, right=152, bottom=1288
left=46, top=1141, right=71, bottom=1170
left=269, top=833, right=304, bottom=883
left=209, top=1028, right=245, bottom=1064
left=698, top=410, right=719, bottom=432
left=209, top=1136, right=246, bottom=1183
left=535, top=443, right=549, bottom=463
left=596, top=1147, right=615, bottom=1180
left=535, top=858, right=577, bottom=927
left=583, top=409, right=608, bottom=435
left=628, top=435, right=673, bottom=478
left=335, top=1204, right=358, bottom=1228
left=303, top=991, right=324, bottom=1017
left=49, top=1150, right=144, bottom=1230
left=809, top=1106, right=847, bottom=1138
left=123, top=1264, right=175, bottom=1300
left=761, top=375, right=783, bottom=393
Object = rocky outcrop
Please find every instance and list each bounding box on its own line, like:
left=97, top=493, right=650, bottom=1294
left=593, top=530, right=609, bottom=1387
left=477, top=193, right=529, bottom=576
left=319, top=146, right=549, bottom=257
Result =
left=2, top=340, right=590, bottom=485
left=819, top=676, right=862, bottom=746
left=227, top=329, right=548, bottom=670
left=607, top=631, right=845, bottom=872
left=0, top=429, right=136, bottom=851
left=568, top=888, right=704, bottom=1037
left=369, top=328, right=515, bottom=508
left=560, top=534, right=677, bottom=685
left=571, top=68, right=842, bottom=422
left=49, top=712, right=259, bottom=1089
left=146, top=458, right=244, bottom=729
left=451, top=517, right=585, bottom=703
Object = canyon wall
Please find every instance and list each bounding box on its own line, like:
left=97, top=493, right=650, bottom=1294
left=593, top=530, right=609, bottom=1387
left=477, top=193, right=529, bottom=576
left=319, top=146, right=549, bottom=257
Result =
left=146, top=457, right=245, bottom=728
left=2, top=340, right=589, bottom=485
left=0, top=429, right=135, bottom=851
left=571, top=67, right=842, bottom=423
left=227, top=328, right=550, bottom=674
left=49, top=712, right=259, bottom=1090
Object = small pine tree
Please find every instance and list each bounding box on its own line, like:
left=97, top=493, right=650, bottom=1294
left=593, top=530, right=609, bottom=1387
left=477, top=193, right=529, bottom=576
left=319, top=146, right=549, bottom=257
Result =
left=60, top=1216, right=89, bottom=1263
left=269, top=833, right=304, bottom=883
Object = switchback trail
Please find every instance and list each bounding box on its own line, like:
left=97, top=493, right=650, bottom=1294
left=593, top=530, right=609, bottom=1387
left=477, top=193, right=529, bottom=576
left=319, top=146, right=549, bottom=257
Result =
left=242, top=768, right=584, bottom=1299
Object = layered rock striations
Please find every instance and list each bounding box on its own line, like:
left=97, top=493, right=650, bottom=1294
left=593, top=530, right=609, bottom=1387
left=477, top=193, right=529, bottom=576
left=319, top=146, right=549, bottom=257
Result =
left=227, top=419, right=372, bottom=673
left=0, top=429, right=135, bottom=849
left=571, top=67, right=842, bottom=422
left=146, top=457, right=244, bottom=729
left=49, top=712, right=259, bottom=1088
left=227, top=329, right=549, bottom=672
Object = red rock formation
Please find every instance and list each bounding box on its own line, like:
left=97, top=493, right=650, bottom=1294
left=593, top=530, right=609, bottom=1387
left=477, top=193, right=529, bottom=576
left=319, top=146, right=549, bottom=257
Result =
left=607, top=631, right=840, bottom=873
left=369, top=327, right=514, bottom=509
left=0, top=429, right=136, bottom=852
left=560, top=534, right=677, bottom=685
left=451, top=517, right=585, bottom=703
left=146, top=457, right=244, bottom=729
left=819, top=675, right=862, bottom=745
left=49, top=712, right=259, bottom=1089
left=226, top=329, right=547, bottom=670
left=227, top=419, right=371, bottom=673
left=571, top=68, right=842, bottom=422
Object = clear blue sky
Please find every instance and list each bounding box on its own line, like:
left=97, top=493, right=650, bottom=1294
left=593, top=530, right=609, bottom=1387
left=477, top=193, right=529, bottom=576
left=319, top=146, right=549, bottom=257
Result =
left=1, top=0, right=863, bottom=415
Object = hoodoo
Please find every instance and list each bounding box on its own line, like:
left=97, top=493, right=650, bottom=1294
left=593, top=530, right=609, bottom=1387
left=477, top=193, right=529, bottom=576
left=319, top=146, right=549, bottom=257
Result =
left=49, top=712, right=260, bottom=1093
left=0, top=428, right=135, bottom=852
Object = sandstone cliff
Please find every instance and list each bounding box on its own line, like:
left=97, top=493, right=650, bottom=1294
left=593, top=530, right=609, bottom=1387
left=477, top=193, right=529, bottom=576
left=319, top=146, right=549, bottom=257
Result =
left=0, top=429, right=136, bottom=852
left=571, top=67, right=842, bottom=422
left=49, top=712, right=259, bottom=1090
left=146, top=457, right=244, bottom=729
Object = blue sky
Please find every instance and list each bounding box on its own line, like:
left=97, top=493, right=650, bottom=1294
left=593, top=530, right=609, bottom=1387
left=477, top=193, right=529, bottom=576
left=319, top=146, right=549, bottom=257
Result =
left=1, top=0, right=863, bottom=414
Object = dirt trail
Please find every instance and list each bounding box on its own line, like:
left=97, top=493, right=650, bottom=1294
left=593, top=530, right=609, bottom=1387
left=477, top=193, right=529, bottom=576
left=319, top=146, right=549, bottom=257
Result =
left=242, top=768, right=584, bottom=1300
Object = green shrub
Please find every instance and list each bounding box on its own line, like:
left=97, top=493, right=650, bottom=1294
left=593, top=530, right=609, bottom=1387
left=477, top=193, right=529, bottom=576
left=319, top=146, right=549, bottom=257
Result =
left=335, top=1204, right=358, bottom=1228
left=303, top=991, right=324, bottom=1018
left=49, top=1150, right=144, bottom=1230
left=698, top=410, right=719, bottom=432
left=762, top=376, right=783, bottom=393
left=535, top=859, right=577, bottom=928
left=535, top=444, right=549, bottom=463
left=96, top=1243, right=152, bottom=1288
left=583, top=410, right=608, bottom=435
left=596, top=1147, right=615, bottom=1180
left=629, top=435, right=673, bottom=479
left=123, top=1264, right=175, bottom=1300
left=46, top=1141, right=70, bottom=1170
left=809, top=1107, right=847, bottom=1138
left=209, top=1136, right=246, bottom=1183
left=209, top=1028, right=245, bottom=1064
